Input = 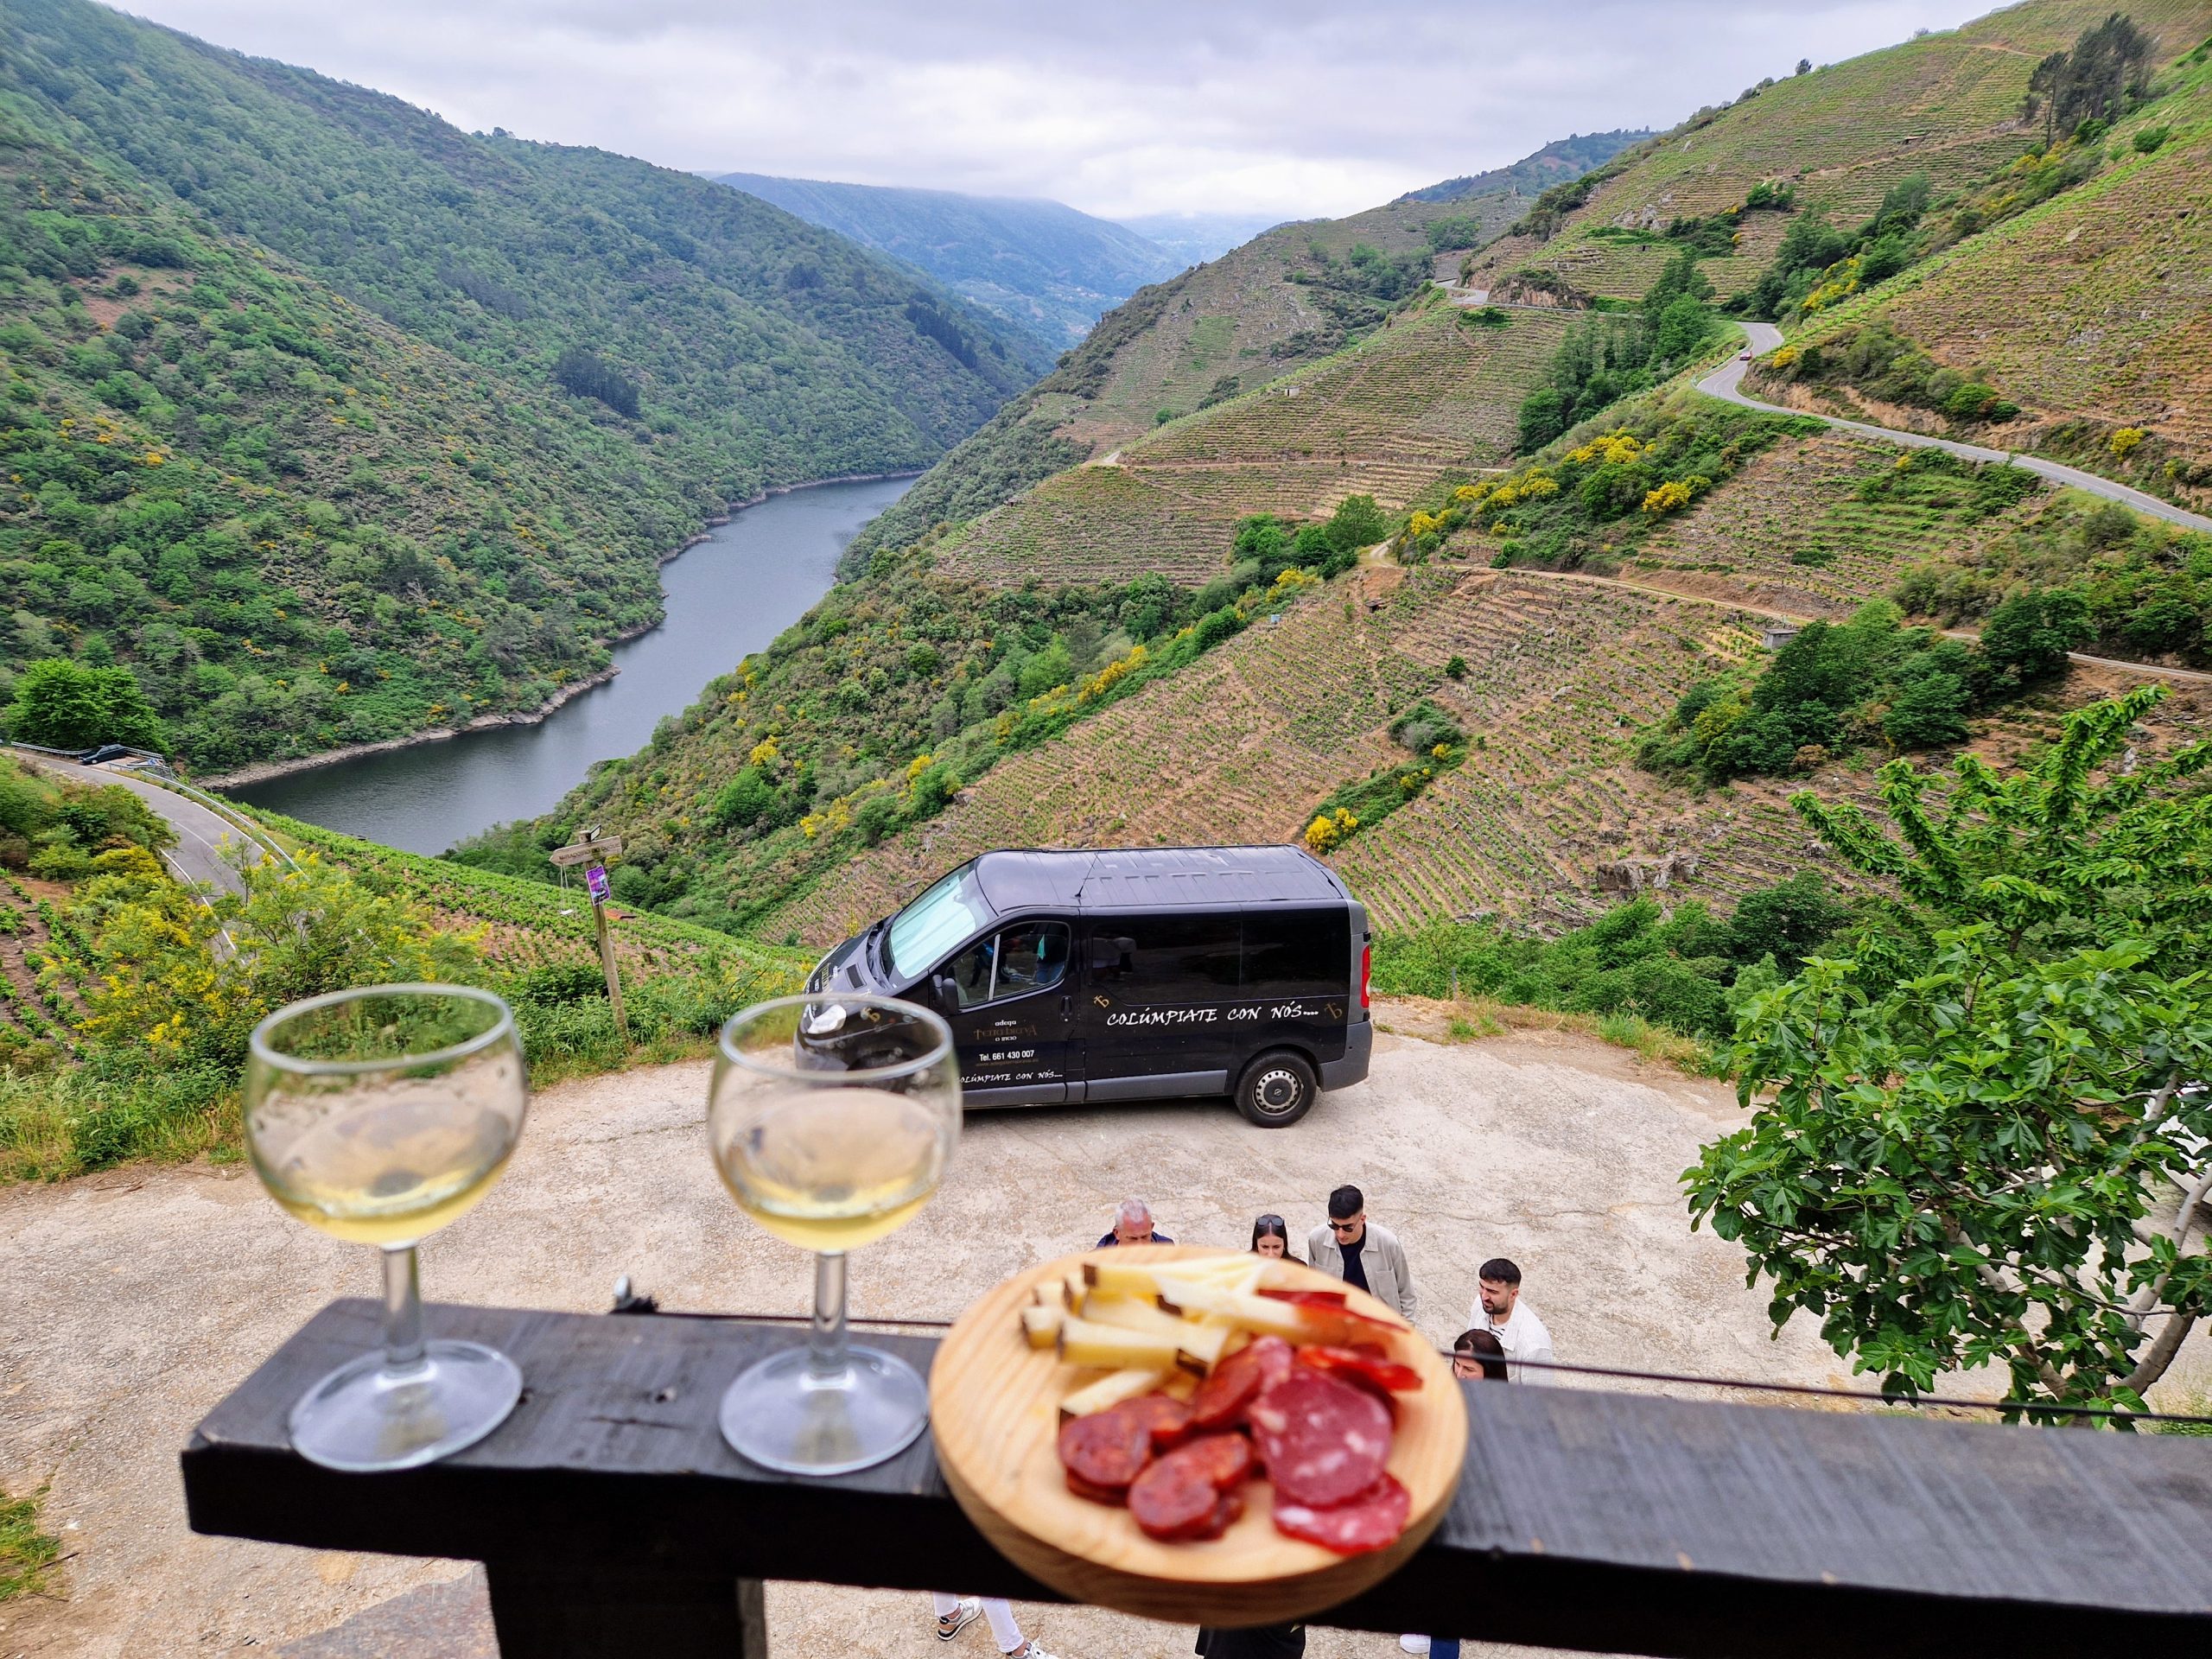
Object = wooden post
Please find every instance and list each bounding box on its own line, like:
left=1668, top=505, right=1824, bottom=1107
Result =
left=550, top=832, right=628, bottom=1047
left=594, top=890, right=630, bottom=1046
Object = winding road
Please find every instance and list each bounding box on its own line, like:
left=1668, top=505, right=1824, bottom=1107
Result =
left=12, top=752, right=251, bottom=895
left=1702, top=321, right=2212, bottom=534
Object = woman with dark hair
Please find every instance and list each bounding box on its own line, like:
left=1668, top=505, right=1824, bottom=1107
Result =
left=1452, top=1327, right=1510, bottom=1382
left=1249, top=1214, right=1294, bottom=1260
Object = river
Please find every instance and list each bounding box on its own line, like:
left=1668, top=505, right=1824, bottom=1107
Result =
left=227, top=475, right=914, bottom=855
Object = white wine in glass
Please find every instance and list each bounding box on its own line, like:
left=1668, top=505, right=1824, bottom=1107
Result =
left=245, top=983, right=529, bottom=1472
left=709, top=993, right=959, bottom=1474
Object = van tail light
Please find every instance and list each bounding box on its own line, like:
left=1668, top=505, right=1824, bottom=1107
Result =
left=1359, top=944, right=1371, bottom=1011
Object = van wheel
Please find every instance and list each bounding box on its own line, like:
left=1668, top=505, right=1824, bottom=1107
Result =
left=1236, top=1051, right=1317, bottom=1128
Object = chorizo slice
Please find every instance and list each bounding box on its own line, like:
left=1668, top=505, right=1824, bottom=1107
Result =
left=1272, top=1472, right=1411, bottom=1555
left=1245, top=1369, right=1394, bottom=1508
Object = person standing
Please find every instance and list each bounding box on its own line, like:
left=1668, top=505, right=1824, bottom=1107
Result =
left=931, top=1595, right=1062, bottom=1658
left=1303, top=1185, right=1417, bottom=1323
left=1249, top=1213, right=1294, bottom=1260
left=1466, top=1257, right=1554, bottom=1383
left=1096, top=1198, right=1172, bottom=1248
left=1452, top=1327, right=1510, bottom=1382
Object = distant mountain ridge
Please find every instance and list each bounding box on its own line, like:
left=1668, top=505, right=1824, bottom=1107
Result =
left=714, top=172, right=1184, bottom=359
left=1402, top=130, right=1656, bottom=202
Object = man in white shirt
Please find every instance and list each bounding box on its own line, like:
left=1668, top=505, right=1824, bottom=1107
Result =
left=1466, top=1257, right=1554, bottom=1384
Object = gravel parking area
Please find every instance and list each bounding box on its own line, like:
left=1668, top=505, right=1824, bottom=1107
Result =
left=9, top=1010, right=2132, bottom=1658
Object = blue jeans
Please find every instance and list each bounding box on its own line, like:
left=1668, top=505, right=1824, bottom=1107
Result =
left=1428, top=1643, right=1460, bottom=1659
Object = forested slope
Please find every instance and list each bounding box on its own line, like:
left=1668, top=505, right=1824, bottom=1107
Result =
left=0, top=0, right=1038, bottom=771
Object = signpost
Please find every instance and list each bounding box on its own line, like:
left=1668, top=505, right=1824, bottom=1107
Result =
left=556, top=831, right=628, bottom=1044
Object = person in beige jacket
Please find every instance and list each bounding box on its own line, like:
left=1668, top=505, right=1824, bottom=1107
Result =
left=1302, top=1185, right=1417, bottom=1324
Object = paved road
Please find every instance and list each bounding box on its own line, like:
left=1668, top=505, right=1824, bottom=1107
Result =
left=1702, top=321, right=2212, bottom=534
left=14, top=753, right=250, bottom=895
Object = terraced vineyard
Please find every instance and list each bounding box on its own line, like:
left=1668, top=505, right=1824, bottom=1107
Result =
left=259, top=814, right=810, bottom=991
left=0, top=868, right=88, bottom=1064
left=939, top=305, right=1567, bottom=585
left=761, top=569, right=1840, bottom=943
left=1629, top=432, right=2046, bottom=612
left=1801, top=67, right=2212, bottom=491
left=1470, top=0, right=2212, bottom=304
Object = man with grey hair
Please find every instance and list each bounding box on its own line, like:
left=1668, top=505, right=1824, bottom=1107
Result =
left=1096, top=1198, right=1173, bottom=1248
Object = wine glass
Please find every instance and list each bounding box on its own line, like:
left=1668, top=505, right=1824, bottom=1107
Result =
left=709, top=992, right=960, bottom=1474
left=244, top=983, right=530, bottom=1472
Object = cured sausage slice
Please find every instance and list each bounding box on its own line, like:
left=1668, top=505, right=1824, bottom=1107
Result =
left=1294, top=1344, right=1423, bottom=1395
left=1058, top=1399, right=1154, bottom=1497
left=1245, top=1370, right=1393, bottom=1508
left=1188, top=1334, right=1294, bottom=1431
left=1127, top=1433, right=1254, bottom=1540
left=1272, top=1473, right=1411, bottom=1554
left=1122, top=1391, right=1196, bottom=1451
left=1064, top=1469, right=1128, bottom=1506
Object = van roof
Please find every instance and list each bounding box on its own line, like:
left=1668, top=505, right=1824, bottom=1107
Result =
left=969, top=845, right=1351, bottom=913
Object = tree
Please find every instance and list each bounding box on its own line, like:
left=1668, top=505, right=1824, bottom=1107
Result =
left=4, top=659, right=168, bottom=753
left=1980, top=587, right=2092, bottom=683
left=1688, top=689, right=2212, bottom=1416
left=1796, top=58, right=1812, bottom=75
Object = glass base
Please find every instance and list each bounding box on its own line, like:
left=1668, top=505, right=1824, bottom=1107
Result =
left=288, top=1339, right=523, bottom=1472
left=719, top=1344, right=928, bottom=1475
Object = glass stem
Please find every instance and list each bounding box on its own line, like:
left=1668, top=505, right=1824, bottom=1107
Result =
left=809, top=1250, right=851, bottom=1382
left=381, top=1244, right=428, bottom=1376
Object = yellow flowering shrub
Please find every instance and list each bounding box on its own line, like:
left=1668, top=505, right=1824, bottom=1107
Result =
left=73, top=851, right=479, bottom=1067
left=1303, top=807, right=1358, bottom=854
left=1643, top=480, right=1694, bottom=515
left=1566, top=431, right=1643, bottom=467
left=2110, top=428, right=2146, bottom=459
left=747, top=735, right=780, bottom=768
left=1518, top=472, right=1560, bottom=499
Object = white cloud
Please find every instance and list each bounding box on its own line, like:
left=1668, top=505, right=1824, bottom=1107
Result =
left=110, top=0, right=1998, bottom=218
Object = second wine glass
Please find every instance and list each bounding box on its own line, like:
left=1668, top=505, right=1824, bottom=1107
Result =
left=708, top=992, right=960, bottom=1475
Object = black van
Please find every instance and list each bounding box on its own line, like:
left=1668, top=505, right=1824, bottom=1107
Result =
left=804, top=845, right=1372, bottom=1126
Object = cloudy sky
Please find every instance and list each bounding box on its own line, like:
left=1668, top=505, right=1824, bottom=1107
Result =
left=114, top=1, right=1995, bottom=220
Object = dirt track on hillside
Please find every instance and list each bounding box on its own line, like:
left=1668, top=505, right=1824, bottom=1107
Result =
left=6, top=1010, right=2203, bottom=1658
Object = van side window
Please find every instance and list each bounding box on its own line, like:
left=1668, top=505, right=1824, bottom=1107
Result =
left=1243, top=910, right=1350, bottom=997
left=1090, top=915, right=1240, bottom=1003
left=947, top=922, right=1069, bottom=1009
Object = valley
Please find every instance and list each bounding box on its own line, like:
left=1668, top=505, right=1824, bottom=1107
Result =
left=5, top=1, right=2212, bottom=1651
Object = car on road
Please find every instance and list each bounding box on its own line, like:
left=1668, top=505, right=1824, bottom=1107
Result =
left=1738, top=350, right=1753, bottom=361
left=805, top=844, right=1372, bottom=1126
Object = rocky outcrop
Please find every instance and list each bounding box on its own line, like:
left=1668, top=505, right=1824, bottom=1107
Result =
left=1594, top=850, right=1700, bottom=893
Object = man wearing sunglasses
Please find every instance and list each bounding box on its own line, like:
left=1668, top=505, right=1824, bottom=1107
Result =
left=1302, top=1184, right=1417, bottom=1323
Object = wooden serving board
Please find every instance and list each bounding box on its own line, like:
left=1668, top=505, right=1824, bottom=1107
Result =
left=930, top=1243, right=1466, bottom=1625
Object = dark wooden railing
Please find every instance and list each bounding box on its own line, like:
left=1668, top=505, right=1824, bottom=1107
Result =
left=182, top=1300, right=2212, bottom=1658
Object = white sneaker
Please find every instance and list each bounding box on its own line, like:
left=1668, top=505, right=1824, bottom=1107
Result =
left=1006, top=1643, right=1059, bottom=1659
left=937, top=1599, right=981, bottom=1642
left=1400, top=1639, right=1432, bottom=1656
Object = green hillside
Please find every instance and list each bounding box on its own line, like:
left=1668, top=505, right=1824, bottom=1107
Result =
left=714, top=173, right=1180, bottom=358
left=1467, top=0, right=2212, bottom=308
left=1752, top=33, right=2212, bottom=510
left=0, top=0, right=1038, bottom=771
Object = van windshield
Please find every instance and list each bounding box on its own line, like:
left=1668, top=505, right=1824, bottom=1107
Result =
left=886, top=861, right=995, bottom=980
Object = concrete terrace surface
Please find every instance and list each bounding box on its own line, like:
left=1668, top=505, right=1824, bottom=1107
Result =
left=4, top=1016, right=2201, bottom=1659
